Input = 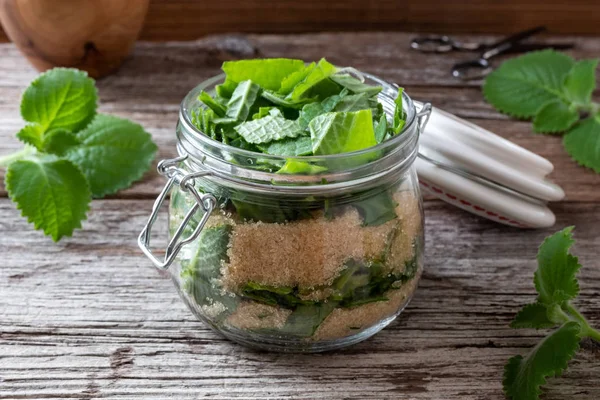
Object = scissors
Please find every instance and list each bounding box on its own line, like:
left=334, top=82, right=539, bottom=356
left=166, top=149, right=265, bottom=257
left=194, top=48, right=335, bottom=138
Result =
left=411, top=26, right=574, bottom=80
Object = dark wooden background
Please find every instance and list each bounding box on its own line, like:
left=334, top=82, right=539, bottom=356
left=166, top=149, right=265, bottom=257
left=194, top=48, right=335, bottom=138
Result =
left=1, top=0, right=599, bottom=43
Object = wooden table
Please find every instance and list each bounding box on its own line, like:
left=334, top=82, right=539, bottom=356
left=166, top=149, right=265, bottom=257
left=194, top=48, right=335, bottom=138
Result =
left=1, top=33, right=599, bottom=399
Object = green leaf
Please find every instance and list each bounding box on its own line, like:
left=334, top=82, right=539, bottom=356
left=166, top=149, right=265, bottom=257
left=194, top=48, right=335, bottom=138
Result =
left=563, top=116, right=600, bottom=173
left=65, top=114, right=157, bottom=198
left=510, top=303, right=557, bottom=329
left=20, top=68, right=97, bottom=136
left=234, top=111, right=304, bottom=144
left=279, top=302, right=337, bottom=337
left=262, top=89, right=314, bottom=109
left=310, top=109, right=377, bottom=155
left=563, top=59, right=598, bottom=105
left=5, top=157, right=90, bottom=241
left=503, top=321, right=581, bottom=400
left=259, top=136, right=313, bottom=156
left=226, top=80, right=260, bottom=121
left=331, top=73, right=382, bottom=96
left=353, top=190, right=398, bottom=226
left=279, top=62, right=316, bottom=95
left=533, top=100, right=579, bottom=133
left=333, top=93, right=371, bottom=112
left=374, top=114, right=388, bottom=143
left=198, top=91, right=227, bottom=117
left=277, top=159, right=327, bottom=174
left=222, top=58, right=305, bottom=92
left=288, top=58, right=338, bottom=100
left=393, top=88, right=406, bottom=134
left=534, top=226, right=581, bottom=305
left=42, top=129, right=81, bottom=156
left=16, top=124, right=44, bottom=149
left=483, top=50, right=574, bottom=118
left=252, top=106, right=275, bottom=120
left=298, top=89, right=349, bottom=128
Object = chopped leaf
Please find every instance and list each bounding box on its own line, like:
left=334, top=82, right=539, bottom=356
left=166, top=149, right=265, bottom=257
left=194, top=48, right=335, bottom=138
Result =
left=226, top=80, right=260, bottom=121
left=277, top=159, right=327, bottom=174
left=259, top=136, right=313, bottom=156
left=563, top=116, right=600, bottom=173
left=298, top=89, right=348, bottom=128
left=234, top=113, right=304, bottom=144
left=279, top=62, right=316, bottom=95
left=333, top=93, right=371, bottom=112
left=65, top=115, right=158, bottom=198
left=5, top=156, right=90, bottom=241
left=533, top=100, right=579, bottom=134
left=563, top=59, right=598, bottom=105
left=353, top=190, right=398, bottom=226
left=288, top=58, right=338, bottom=100
left=534, top=226, right=580, bottom=305
left=393, top=88, right=406, bottom=134
left=222, top=58, right=305, bottom=92
left=252, top=106, right=275, bottom=120
left=483, top=50, right=574, bottom=118
left=198, top=91, right=227, bottom=117
left=279, top=302, right=337, bottom=337
left=331, top=73, right=382, bottom=96
left=262, top=89, right=314, bottom=109
left=310, top=109, right=377, bottom=155
left=374, top=114, right=388, bottom=143
left=510, top=302, right=557, bottom=329
left=503, top=321, right=581, bottom=400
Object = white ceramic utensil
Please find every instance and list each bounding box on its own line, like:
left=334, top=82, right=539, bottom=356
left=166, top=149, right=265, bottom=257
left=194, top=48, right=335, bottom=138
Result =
left=416, top=103, right=564, bottom=228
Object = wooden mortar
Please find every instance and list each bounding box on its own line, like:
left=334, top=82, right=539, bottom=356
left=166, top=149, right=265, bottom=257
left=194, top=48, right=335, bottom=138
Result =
left=0, top=0, right=149, bottom=78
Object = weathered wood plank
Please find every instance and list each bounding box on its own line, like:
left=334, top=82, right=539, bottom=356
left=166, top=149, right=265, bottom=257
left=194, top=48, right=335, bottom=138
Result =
left=1, top=199, right=599, bottom=399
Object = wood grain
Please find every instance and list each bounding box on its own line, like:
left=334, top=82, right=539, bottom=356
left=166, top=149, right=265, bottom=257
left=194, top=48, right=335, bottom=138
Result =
left=1, top=199, right=599, bottom=399
left=0, top=0, right=149, bottom=78
left=0, top=33, right=599, bottom=399
left=1, top=0, right=600, bottom=42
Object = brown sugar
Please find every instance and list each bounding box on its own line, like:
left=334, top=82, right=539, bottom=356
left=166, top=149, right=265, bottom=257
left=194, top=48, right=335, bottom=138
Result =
left=226, top=301, right=292, bottom=330
left=220, top=208, right=398, bottom=290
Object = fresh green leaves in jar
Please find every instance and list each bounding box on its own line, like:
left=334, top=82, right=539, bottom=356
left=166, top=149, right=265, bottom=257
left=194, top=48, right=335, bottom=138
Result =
left=483, top=50, right=600, bottom=173
left=191, top=57, right=408, bottom=162
left=504, top=227, right=600, bottom=400
left=0, top=68, right=157, bottom=241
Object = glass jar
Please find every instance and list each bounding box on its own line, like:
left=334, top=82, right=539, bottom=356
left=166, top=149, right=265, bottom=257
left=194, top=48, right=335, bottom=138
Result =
left=139, top=73, right=431, bottom=352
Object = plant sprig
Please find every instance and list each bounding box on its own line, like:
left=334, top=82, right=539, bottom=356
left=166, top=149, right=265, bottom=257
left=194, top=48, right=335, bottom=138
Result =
left=484, top=50, right=600, bottom=173
left=504, top=227, right=600, bottom=400
left=0, top=68, right=157, bottom=241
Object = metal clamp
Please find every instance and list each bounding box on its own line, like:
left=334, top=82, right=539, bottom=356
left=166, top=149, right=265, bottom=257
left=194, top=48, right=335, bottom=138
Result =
left=138, top=154, right=217, bottom=270
left=416, top=102, right=432, bottom=134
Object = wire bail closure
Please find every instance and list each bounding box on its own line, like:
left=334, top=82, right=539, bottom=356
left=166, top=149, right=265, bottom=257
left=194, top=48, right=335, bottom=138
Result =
left=138, top=154, right=216, bottom=270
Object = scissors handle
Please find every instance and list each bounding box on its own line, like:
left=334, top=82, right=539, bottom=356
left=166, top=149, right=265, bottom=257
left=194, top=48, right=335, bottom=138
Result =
left=451, top=58, right=491, bottom=81
left=411, top=35, right=483, bottom=53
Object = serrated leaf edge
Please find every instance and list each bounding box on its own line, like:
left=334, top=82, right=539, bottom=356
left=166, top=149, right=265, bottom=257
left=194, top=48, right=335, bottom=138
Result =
left=503, top=321, right=581, bottom=400
left=563, top=120, right=600, bottom=173
left=5, top=158, right=91, bottom=241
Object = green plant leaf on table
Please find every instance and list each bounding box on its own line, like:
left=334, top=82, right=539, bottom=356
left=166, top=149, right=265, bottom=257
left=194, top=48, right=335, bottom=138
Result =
left=483, top=50, right=574, bottom=118
left=532, top=100, right=579, bottom=133
left=64, top=115, right=158, bottom=198
left=0, top=68, right=157, bottom=241
left=5, top=157, right=91, bottom=241
left=563, top=59, right=599, bottom=105
left=504, top=227, right=600, bottom=400
left=504, top=321, right=581, bottom=400
left=563, top=116, right=600, bottom=173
